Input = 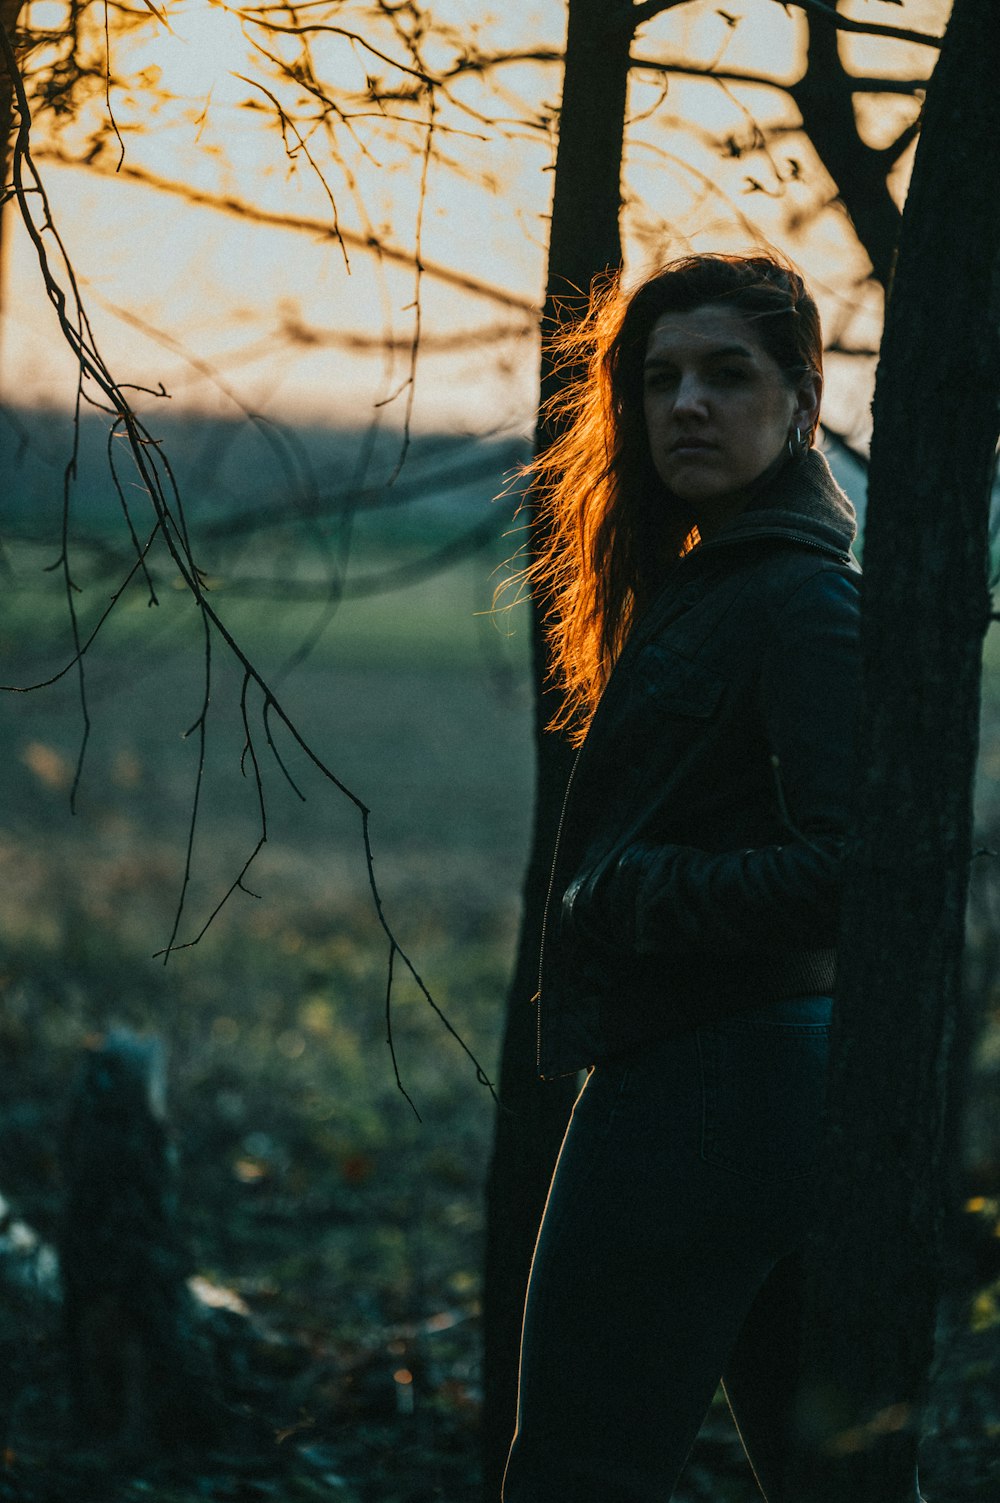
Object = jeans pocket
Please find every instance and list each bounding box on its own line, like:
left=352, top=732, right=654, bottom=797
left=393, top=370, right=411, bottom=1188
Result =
left=697, top=1001, right=831, bottom=1181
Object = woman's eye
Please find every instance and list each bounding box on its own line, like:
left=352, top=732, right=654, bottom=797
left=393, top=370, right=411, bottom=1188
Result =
left=645, top=365, right=751, bottom=393
left=711, top=366, right=750, bottom=385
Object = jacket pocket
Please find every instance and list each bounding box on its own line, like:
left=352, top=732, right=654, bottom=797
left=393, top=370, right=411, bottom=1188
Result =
left=696, top=998, right=832, bottom=1181
left=633, top=642, right=726, bottom=719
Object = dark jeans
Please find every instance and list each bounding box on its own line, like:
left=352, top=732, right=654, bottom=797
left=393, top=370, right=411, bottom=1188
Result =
left=502, top=995, right=834, bottom=1503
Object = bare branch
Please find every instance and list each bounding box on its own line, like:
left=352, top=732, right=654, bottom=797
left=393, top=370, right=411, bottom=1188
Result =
left=630, top=1, right=701, bottom=29
left=230, top=7, right=443, bottom=87
left=439, top=46, right=562, bottom=81
left=630, top=53, right=927, bottom=96
left=233, top=70, right=349, bottom=265
left=769, top=0, right=942, bottom=48
left=31, top=147, right=539, bottom=312
left=279, top=312, right=533, bottom=352
left=791, top=6, right=907, bottom=288
left=101, top=0, right=126, bottom=169
left=377, top=85, right=435, bottom=473
left=632, top=0, right=941, bottom=47
left=159, top=607, right=213, bottom=959
left=0, top=14, right=497, bottom=1108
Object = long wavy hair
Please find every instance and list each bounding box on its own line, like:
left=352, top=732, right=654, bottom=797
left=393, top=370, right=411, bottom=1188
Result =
left=523, top=251, right=824, bottom=745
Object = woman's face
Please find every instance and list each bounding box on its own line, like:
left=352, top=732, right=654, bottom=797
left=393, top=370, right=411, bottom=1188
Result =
left=642, top=304, right=821, bottom=531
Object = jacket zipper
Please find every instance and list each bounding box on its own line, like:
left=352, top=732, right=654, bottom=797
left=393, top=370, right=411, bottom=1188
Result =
left=536, top=745, right=584, bottom=1070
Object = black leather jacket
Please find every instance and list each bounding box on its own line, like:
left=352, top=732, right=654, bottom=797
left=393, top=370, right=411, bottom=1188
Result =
left=536, top=450, right=861, bottom=1079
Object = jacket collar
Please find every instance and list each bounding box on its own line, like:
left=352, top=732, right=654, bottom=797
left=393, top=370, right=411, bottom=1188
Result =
left=618, top=449, right=858, bottom=675
left=694, top=448, right=858, bottom=565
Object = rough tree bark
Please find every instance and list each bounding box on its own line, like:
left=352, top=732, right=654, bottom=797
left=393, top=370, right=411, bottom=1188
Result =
left=0, top=0, right=21, bottom=156
left=0, top=0, right=26, bottom=345
left=791, top=4, right=906, bottom=290
left=479, top=1, right=952, bottom=1496
left=479, top=0, right=634, bottom=1492
left=792, top=0, right=1000, bottom=1496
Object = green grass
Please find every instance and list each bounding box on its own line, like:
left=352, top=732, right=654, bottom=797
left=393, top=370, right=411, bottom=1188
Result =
left=2, top=523, right=531, bottom=671
left=0, top=525, right=536, bottom=1498
left=5, top=507, right=1000, bottom=1501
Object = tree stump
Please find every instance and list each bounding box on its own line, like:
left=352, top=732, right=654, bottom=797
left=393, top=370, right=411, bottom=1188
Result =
left=57, top=1030, right=216, bottom=1455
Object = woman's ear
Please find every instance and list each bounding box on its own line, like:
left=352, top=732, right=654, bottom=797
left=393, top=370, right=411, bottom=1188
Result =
left=794, top=372, right=823, bottom=440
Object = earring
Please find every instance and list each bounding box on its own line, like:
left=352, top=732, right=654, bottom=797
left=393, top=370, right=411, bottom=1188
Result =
left=787, top=424, right=804, bottom=458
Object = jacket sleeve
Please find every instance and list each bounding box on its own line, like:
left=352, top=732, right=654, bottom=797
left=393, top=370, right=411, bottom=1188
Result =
left=565, top=566, right=861, bottom=955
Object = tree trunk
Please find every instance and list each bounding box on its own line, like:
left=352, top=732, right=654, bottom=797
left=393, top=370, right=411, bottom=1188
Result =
left=0, top=0, right=20, bottom=160
left=791, top=3, right=902, bottom=290
left=479, top=1, right=634, bottom=1494
left=0, top=0, right=22, bottom=186
left=793, top=0, right=1000, bottom=1496
left=0, top=0, right=26, bottom=382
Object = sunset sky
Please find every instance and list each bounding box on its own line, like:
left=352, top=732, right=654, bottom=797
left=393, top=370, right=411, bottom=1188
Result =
left=1, top=0, right=949, bottom=436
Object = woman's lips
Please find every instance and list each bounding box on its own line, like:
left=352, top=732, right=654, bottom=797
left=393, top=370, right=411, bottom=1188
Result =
left=671, top=439, right=716, bottom=455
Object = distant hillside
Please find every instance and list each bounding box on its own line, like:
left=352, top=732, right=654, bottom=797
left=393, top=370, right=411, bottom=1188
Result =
left=2, top=404, right=888, bottom=604
left=0, top=406, right=531, bottom=555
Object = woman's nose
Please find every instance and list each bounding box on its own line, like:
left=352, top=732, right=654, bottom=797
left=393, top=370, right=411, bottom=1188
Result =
left=672, top=373, right=708, bottom=416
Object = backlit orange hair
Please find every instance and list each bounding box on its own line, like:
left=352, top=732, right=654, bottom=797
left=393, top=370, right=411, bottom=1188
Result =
left=521, top=252, right=823, bottom=745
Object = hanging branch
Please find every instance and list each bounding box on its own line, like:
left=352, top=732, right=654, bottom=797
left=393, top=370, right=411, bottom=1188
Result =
left=0, top=16, right=496, bottom=1113
left=376, top=86, right=434, bottom=473
left=630, top=0, right=943, bottom=48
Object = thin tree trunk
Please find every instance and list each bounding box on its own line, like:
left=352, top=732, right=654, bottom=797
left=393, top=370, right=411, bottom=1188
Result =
left=0, top=0, right=26, bottom=385
left=792, top=3, right=902, bottom=290
left=479, top=1, right=634, bottom=1493
left=0, top=0, right=21, bottom=188
left=793, top=0, right=1000, bottom=1495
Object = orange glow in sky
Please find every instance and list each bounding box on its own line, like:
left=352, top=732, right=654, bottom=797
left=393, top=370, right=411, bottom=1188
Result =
left=1, top=0, right=950, bottom=435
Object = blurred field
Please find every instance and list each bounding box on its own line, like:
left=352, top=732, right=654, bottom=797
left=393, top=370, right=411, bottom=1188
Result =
left=0, top=429, right=538, bottom=1497
left=3, top=413, right=1000, bottom=1499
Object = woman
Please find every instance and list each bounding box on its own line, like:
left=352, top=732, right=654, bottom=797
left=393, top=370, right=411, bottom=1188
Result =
left=502, top=253, right=863, bottom=1502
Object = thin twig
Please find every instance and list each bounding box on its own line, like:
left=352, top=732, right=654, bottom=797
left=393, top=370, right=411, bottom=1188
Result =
left=380, top=87, right=435, bottom=477
left=229, top=8, right=443, bottom=86
left=234, top=72, right=349, bottom=267
left=0, top=18, right=497, bottom=1110
left=631, top=0, right=942, bottom=48
left=102, top=0, right=126, bottom=170
left=32, top=148, right=539, bottom=312
left=384, top=941, right=421, bottom=1120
